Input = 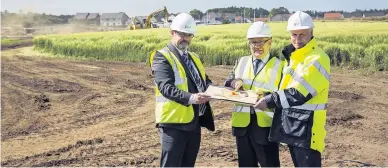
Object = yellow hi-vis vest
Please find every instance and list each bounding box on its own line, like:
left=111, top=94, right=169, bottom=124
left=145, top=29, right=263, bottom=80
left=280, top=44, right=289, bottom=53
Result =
left=232, top=55, right=284, bottom=127
left=278, top=38, right=330, bottom=153
left=149, top=47, right=207, bottom=124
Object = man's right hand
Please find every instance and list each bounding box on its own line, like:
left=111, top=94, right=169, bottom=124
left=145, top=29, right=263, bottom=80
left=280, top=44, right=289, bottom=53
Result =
left=231, top=79, right=244, bottom=91
left=192, top=93, right=211, bottom=104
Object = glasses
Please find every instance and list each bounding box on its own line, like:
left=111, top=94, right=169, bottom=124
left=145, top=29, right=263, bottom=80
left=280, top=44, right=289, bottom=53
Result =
left=174, top=31, right=194, bottom=39
left=249, top=38, right=272, bottom=47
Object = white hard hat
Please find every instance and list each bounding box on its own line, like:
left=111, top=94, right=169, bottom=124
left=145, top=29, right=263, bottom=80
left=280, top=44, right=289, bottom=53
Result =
left=170, top=13, right=196, bottom=35
left=287, top=11, right=314, bottom=31
left=247, top=21, right=272, bottom=39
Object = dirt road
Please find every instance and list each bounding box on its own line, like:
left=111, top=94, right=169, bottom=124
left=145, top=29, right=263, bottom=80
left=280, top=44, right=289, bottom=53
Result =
left=1, top=47, right=388, bottom=166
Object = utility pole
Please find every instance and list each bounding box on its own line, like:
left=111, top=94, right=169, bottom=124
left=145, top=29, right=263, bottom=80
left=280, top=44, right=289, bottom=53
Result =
left=254, top=9, right=256, bottom=22
left=241, top=10, right=243, bottom=23
left=207, top=10, right=208, bottom=25
left=243, top=8, right=245, bottom=23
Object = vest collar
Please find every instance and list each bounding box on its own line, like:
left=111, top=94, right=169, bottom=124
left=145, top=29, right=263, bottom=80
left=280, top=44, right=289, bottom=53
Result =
left=252, top=53, right=270, bottom=64
left=282, top=37, right=317, bottom=63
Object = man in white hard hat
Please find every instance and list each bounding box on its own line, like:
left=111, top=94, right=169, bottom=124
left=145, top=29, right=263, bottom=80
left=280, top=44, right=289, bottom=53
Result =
left=224, top=21, right=284, bottom=167
left=254, top=11, right=330, bottom=167
left=149, top=13, right=215, bottom=167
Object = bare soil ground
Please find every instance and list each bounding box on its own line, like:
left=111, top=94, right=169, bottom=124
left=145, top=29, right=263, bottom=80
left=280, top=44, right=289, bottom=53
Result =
left=1, top=47, right=388, bottom=167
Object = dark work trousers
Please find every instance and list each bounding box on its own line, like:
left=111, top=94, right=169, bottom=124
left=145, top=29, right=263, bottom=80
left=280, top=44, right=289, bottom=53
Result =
left=236, top=135, right=280, bottom=167
left=159, top=127, right=201, bottom=167
left=235, top=113, right=280, bottom=167
left=288, top=145, right=322, bottom=167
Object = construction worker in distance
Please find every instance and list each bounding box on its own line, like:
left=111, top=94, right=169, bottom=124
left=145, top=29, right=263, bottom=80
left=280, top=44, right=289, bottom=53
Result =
left=148, top=13, right=215, bottom=167
left=254, top=11, right=331, bottom=167
left=224, top=21, right=284, bottom=167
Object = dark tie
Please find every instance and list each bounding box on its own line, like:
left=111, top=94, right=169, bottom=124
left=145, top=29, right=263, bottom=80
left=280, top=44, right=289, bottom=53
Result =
left=253, top=59, right=261, bottom=74
left=181, top=52, right=204, bottom=91
left=181, top=52, right=206, bottom=116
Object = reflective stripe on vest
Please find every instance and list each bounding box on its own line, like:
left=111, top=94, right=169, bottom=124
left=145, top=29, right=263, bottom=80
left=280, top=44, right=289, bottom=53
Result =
left=233, top=106, right=275, bottom=118
left=285, top=68, right=317, bottom=96
left=278, top=89, right=327, bottom=110
left=232, top=56, right=283, bottom=128
left=242, top=59, right=281, bottom=91
left=160, top=48, right=185, bottom=85
left=311, top=60, right=330, bottom=81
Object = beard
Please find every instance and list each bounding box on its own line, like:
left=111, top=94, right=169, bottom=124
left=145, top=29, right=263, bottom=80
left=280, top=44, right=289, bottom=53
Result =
left=177, top=40, right=189, bottom=50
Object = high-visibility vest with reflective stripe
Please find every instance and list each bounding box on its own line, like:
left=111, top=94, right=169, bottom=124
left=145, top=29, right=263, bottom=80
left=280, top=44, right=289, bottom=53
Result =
left=278, top=38, right=330, bottom=153
left=232, top=55, right=284, bottom=127
left=149, top=47, right=206, bottom=124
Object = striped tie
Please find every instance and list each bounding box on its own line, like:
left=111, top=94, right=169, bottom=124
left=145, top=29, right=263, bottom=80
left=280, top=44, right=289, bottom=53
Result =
left=181, top=52, right=206, bottom=116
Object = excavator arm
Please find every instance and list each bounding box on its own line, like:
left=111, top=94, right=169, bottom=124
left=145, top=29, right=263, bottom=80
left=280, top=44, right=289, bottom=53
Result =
left=145, top=6, right=169, bottom=28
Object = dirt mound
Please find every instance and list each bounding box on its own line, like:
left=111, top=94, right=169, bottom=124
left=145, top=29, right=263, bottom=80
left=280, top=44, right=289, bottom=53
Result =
left=124, top=79, right=151, bottom=91
left=327, top=112, right=364, bottom=126
left=329, top=90, right=364, bottom=100
left=82, top=75, right=115, bottom=85
left=3, top=73, right=82, bottom=93
left=34, top=94, right=51, bottom=110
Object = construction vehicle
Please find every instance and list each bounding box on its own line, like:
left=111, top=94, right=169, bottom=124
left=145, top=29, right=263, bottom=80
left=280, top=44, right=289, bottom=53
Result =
left=129, top=6, right=170, bottom=30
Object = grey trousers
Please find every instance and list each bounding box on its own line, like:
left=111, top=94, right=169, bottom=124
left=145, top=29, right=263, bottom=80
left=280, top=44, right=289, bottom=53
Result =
left=159, top=127, right=201, bottom=167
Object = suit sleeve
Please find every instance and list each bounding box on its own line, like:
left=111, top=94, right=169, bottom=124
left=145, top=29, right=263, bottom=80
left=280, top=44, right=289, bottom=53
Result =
left=151, top=51, right=192, bottom=106
left=224, top=58, right=239, bottom=87
left=205, top=74, right=213, bottom=89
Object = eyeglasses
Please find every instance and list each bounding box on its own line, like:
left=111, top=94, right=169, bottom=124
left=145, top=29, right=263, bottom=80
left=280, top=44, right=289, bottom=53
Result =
left=249, top=38, right=272, bottom=47
left=174, top=31, right=194, bottom=38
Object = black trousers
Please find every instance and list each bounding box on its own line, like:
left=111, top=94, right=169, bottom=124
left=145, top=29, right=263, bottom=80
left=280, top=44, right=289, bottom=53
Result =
left=236, top=135, right=280, bottom=167
left=159, top=127, right=201, bottom=167
left=288, top=145, right=321, bottom=167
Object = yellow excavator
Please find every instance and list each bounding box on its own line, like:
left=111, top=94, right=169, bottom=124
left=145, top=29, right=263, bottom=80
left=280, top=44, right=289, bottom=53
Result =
left=129, top=6, right=170, bottom=30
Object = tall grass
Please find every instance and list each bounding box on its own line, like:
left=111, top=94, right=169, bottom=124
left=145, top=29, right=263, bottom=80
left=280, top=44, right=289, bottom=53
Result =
left=33, top=22, right=388, bottom=70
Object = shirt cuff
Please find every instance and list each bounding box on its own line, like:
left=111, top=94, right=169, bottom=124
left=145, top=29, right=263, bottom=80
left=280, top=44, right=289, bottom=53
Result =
left=189, top=94, right=196, bottom=104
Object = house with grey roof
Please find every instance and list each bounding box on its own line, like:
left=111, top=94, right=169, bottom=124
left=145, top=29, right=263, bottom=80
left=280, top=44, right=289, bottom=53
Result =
left=363, top=12, right=385, bottom=17
left=86, top=13, right=100, bottom=25
left=100, top=12, right=129, bottom=27
left=270, top=14, right=290, bottom=21
left=343, top=12, right=363, bottom=18
left=72, top=13, right=100, bottom=25
left=206, top=12, right=222, bottom=24
left=74, top=13, right=89, bottom=20
left=222, top=13, right=237, bottom=22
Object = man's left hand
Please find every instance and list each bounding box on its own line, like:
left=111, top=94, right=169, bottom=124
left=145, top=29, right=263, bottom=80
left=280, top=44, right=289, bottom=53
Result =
left=253, top=98, right=267, bottom=110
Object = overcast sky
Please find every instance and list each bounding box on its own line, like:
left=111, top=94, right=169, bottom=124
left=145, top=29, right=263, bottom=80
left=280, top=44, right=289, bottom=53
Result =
left=1, top=0, right=387, bottom=16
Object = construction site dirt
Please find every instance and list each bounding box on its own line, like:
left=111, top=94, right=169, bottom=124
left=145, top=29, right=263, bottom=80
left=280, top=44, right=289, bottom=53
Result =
left=2, top=47, right=388, bottom=167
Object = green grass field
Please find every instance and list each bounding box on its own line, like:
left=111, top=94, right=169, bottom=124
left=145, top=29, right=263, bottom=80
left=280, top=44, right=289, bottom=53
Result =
left=33, top=22, right=388, bottom=71
left=1, top=38, right=33, bottom=49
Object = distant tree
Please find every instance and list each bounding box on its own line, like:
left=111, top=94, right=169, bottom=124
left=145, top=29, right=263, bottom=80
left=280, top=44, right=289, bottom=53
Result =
left=269, top=8, right=278, bottom=18
left=277, top=7, right=290, bottom=14
left=189, top=9, right=204, bottom=20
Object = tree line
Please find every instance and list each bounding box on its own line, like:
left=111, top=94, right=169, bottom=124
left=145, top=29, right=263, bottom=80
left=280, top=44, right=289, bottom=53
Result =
left=188, top=7, right=388, bottom=20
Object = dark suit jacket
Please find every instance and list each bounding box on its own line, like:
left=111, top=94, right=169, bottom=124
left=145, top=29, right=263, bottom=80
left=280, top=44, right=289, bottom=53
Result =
left=150, top=42, right=215, bottom=132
